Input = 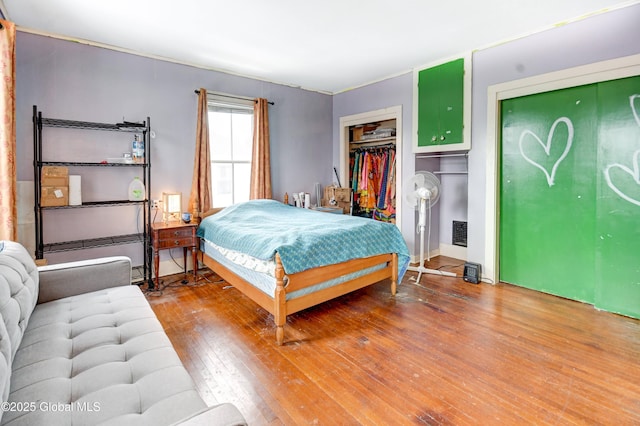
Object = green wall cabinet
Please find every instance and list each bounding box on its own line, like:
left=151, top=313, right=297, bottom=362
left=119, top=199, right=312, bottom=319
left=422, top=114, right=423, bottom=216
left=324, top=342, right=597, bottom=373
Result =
left=499, top=75, right=640, bottom=319
left=414, top=57, right=471, bottom=153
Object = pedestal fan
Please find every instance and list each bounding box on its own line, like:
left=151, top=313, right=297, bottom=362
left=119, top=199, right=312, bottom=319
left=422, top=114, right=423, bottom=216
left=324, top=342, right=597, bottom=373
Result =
left=404, top=171, right=456, bottom=283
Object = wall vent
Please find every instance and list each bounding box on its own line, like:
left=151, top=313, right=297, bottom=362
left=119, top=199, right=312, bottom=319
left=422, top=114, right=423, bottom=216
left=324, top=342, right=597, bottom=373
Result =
left=453, top=221, right=467, bottom=247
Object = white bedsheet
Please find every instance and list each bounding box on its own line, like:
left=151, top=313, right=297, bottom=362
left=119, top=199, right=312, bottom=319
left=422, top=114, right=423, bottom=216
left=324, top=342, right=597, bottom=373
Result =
left=201, top=239, right=388, bottom=301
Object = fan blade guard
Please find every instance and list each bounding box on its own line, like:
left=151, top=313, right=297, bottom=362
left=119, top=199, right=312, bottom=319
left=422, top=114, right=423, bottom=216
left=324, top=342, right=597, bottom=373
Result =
left=403, top=171, right=441, bottom=208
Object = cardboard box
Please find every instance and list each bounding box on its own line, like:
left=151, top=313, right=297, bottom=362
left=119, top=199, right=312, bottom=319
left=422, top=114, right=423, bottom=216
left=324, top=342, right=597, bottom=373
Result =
left=42, top=166, right=69, bottom=187
left=323, top=186, right=351, bottom=203
left=42, top=165, right=69, bottom=177
left=352, top=126, right=364, bottom=142
left=41, top=186, right=69, bottom=207
left=322, top=186, right=351, bottom=214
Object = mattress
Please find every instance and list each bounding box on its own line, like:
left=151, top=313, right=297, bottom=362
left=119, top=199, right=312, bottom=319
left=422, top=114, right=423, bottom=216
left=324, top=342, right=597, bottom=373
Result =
left=201, top=238, right=387, bottom=301
left=197, top=199, right=410, bottom=278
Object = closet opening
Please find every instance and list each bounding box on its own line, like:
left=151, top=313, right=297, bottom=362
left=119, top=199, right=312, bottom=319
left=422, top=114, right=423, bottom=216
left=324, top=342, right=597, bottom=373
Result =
left=339, top=106, right=402, bottom=231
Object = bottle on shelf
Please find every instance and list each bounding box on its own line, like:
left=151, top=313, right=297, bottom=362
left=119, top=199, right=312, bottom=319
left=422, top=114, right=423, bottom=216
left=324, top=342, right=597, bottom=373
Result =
left=132, top=134, right=144, bottom=164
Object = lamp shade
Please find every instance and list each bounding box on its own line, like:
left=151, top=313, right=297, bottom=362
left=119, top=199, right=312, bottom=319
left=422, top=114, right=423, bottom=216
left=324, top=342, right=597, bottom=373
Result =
left=162, top=192, right=182, bottom=223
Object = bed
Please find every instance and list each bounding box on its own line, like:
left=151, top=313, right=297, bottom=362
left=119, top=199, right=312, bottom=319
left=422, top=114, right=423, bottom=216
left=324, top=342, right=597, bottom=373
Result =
left=196, top=199, right=410, bottom=345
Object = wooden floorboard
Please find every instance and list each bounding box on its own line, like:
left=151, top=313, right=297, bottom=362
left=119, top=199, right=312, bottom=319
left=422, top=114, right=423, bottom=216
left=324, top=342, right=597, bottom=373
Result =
left=145, top=257, right=640, bottom=425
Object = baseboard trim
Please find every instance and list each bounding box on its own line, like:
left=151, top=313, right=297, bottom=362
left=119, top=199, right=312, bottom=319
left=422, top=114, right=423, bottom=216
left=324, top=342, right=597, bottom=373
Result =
left=156, top=257, right=195, bottom=277
left=438, top=243, right=467, bottom=261
left=410, top=248, right=440, bottom=265
left=133, top=256, right=198, bottom=284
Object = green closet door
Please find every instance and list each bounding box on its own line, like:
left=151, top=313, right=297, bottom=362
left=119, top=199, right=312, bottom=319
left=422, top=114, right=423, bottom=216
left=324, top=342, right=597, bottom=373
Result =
left=436, top=58, right=464, bottom=145
left=500, top=84, right=598, bottom=303
left=417, top=58, right=464, bottom=147
left=417, top=64, right=442, bottom=147
left=595, top=75, right=640, bottom=317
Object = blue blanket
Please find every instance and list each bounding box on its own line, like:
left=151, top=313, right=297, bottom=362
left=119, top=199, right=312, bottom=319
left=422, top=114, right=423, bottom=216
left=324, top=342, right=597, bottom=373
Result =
left=197, top=199, right=409, bottom=279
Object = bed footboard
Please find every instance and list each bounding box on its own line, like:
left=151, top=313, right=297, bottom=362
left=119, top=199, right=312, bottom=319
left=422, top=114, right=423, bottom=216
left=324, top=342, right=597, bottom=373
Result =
left=274, top=254, right=286, bottom=346
left=200, top=250, right=398, bottom=345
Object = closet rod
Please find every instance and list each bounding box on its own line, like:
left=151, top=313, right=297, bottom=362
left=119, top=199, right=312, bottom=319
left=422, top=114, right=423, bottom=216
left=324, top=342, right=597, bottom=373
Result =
left=194, top=89, right=274, bottom=105
left=350, top=143, right=395, bottom=152
left=416, top=152, right=468, bottom=159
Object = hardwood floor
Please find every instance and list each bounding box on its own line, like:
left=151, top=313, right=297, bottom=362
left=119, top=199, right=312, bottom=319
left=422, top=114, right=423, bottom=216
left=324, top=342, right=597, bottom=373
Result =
left=145, top=257, right=640, bottom=425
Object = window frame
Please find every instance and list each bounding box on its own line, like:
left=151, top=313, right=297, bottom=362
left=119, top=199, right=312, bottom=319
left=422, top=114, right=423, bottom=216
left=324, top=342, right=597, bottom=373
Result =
left=207, top=94, right=254, bottom=208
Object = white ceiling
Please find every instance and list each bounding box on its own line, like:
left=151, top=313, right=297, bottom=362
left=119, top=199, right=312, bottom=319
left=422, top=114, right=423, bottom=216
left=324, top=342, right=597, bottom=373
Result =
left=4, top=0, right=638, bottom=94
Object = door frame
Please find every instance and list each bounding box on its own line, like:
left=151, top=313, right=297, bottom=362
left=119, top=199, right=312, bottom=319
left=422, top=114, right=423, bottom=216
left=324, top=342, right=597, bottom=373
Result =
left=484, top=54, right=640, bottom=284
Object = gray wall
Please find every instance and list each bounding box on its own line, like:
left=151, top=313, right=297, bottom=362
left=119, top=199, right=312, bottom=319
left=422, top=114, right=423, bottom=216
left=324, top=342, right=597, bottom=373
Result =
left=16, top=32, right=332, bottom=264
left=332, top=73, right=469, bottom=258
left=332, top=73, right=417, bottom=254
left=467, top=3, right=640, bottom=266
left=16, top=3, right=640, bottom=269
left=334, top=4, right=640, bottom=267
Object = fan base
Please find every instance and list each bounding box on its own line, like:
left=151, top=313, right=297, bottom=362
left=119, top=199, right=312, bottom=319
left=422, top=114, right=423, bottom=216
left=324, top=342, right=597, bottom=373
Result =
left=407, top=265, right=456, bottom=284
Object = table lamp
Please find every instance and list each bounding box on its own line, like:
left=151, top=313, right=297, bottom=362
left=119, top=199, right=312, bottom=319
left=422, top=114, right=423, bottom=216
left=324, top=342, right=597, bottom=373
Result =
left=162, top=192, right=182, bottom=224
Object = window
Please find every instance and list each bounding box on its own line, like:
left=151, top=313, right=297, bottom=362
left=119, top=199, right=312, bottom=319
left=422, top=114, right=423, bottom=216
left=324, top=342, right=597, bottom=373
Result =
left=208, top=96, right=253, bottom=207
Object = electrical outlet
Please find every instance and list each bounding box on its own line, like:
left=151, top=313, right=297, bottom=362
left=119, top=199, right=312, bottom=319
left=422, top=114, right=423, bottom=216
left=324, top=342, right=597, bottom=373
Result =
left=151, top=199, right=161, bottom=209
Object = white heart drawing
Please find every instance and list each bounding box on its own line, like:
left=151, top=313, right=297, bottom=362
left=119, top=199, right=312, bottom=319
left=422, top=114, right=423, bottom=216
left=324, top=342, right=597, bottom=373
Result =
left=518, top=117, right=574, bottom=187
left=604, top=150, right=640, bottom=207
left=631, top=94, right=640, bottom=128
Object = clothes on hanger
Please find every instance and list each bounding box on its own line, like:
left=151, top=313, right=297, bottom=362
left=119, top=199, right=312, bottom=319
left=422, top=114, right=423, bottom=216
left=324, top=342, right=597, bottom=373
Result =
left=349, top=146, right=396, bottom=222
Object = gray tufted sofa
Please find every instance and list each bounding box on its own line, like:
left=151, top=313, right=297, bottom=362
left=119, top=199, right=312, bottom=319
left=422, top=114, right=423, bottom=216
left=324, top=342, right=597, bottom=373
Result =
left=0, top=240, right=246, bottom=426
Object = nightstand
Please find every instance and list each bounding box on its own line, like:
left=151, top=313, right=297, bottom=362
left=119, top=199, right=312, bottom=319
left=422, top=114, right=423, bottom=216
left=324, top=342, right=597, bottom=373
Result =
left=151, top=221, right=198, bottom=288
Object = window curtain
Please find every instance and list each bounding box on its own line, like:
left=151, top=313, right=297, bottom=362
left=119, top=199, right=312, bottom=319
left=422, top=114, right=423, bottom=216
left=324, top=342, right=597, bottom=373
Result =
left=188, top=88, right=212, bottom=222
left=0, top=19, right=16, bottom=241
left=250, top=98, right=272, bottom=199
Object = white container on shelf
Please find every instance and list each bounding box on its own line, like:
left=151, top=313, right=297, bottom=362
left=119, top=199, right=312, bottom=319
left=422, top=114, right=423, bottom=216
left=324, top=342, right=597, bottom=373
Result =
left=69, top=175, right=82, bottom=205
left=128, top=177, right=145, bottom=201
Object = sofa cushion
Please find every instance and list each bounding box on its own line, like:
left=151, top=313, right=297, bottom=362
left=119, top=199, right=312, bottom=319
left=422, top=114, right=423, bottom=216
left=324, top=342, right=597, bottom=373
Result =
left=0, top=241, right=39, bottom=406
left=2, top=285, right=208, bottom=425
left=37, top=256, right=132, bottom=303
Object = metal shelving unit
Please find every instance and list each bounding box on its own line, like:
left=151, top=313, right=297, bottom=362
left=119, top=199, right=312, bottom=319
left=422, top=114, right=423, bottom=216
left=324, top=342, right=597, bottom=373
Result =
left=40, top=200, right=146, bottom=210
left=33, top=105, right=152, bottom=286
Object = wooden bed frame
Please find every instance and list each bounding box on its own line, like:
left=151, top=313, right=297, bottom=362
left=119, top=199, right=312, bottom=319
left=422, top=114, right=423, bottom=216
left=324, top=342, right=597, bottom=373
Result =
left=199, top=250, right=399, bottom=345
